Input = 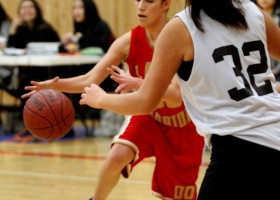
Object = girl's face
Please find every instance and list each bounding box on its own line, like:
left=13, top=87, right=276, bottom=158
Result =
left=256, top=0, right=276, bottom=10
left=134, top=0, right=169, bottom=28
left=19, top=0, right=37, bottom=23
left=73, top=0, right=85, bottom=23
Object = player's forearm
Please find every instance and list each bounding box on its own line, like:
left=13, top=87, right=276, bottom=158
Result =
left=53, top=69, right=109, bottom=93
left=98, top=91, right=156, bottom=115
left=53, top=78, right=85, bottom=93
left=48, top=74, right=90, bottom=93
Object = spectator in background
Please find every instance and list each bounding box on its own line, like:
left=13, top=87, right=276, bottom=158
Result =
left=3, top=0, right=60, bottom=140
left=61, top=0, right=115, bottom=53
left=253, top=0, right=280, bottom=80
left=7, top=0, right=59, bottom=49
left=0, top=3, right=11, bottom=49
left=60, top=0, right=120, bottom=137
left=6, top=0, right=60, bottom=94
left=0, top=3, right=11, bottom=133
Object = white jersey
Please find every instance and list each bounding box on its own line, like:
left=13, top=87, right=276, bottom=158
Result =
left=176, top=0, right=280, bottom=150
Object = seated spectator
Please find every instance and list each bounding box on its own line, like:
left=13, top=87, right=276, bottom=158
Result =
left=59, top=0, right=122, bottom=137
left=61, top=0, right=115, bottom=53
left=3, top=0, right=60, bottom=139
left=0, top=3, right=12, bottom=133
left=0, top=3, right=11, bottom=49
left=5, top=0, right=60, bottom=96
left=0, top=3, right=11, bottom=81
left=7, top=0, right=60, bottom=49
left=59, top=0, right=116, bottom=93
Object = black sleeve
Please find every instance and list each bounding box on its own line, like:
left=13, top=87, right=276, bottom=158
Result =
left=36, top=23, right=60, bottom=42
left=7, top=26, right=29, bottom=49
left=7, top=23, right=60, bottom=49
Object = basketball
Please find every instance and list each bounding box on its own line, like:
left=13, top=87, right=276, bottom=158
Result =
left=23, top=89, right=75, bottom=141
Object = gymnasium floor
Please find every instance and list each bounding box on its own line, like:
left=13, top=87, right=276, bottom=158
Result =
left=0, top=123, right=210, bottom=200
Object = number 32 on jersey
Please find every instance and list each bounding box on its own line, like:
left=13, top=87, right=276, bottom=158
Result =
left=212, top=40, right=273, bottom=101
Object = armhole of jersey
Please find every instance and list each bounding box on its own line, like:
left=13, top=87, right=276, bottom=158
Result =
left=175, top=11, right=194, bottom=82
left=126, top=27, right=138, bottom=70
left=126, top=30, right=134, bottom=63
left=177, top=60, right=194, bottom=81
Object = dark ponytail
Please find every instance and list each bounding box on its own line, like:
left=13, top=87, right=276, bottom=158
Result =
left=187, top=0, right=248, bottom=32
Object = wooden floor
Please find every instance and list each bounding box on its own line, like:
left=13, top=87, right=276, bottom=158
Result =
left=0, top=135, right=210, bottom=200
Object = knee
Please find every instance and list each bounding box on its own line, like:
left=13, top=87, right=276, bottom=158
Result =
left=104, top=144, right=135, bottom=171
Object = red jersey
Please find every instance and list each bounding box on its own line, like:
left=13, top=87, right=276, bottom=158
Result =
left=126, top=26, right=191, bottom=128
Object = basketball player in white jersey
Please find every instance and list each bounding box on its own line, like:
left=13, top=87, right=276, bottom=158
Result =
left=80, top=0, right=280, bottom=199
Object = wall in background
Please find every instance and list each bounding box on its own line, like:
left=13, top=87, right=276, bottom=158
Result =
left=0, top=0, right=185, bottom=38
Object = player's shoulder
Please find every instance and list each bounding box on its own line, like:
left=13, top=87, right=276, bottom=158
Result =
left=114, top=31, right=131, bottom=45
left=109, top=31, right=131, bottom=55
left=161, top=18, right=193, bottom=60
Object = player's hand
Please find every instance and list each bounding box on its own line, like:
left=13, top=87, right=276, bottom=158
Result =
left=107, top=65, right=143, bottom=94
left=80, top=84, right=106, bottom=109
left=21, top=76, right=60, bottom=99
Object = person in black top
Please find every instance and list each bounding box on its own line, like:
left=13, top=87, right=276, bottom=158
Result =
left=7, top=0, right=59, bottom=49
left=3, top=0, right=60, bottom=138
left=60, top=0, right=117, bottom=122
left=61, top=0, right=115, bottom=53
left=6, top=0, right=60, bottom=92
left=0, top=3, right=11, bottom=48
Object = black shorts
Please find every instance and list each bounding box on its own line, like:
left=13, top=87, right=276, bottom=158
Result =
left=198, top=134, right=280, bottom=200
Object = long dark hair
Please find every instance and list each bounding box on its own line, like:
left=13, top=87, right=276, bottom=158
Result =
left=18, top=0, right=45, bottom=28
left=187, top=0, right=248, bottom=32
left=74, top=0, right=102, bottom=33
left=0, top=3, right=10, bottom=24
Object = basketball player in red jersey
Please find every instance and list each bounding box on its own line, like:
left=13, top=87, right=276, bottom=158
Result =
left=23, top=0, right=204, bottom=199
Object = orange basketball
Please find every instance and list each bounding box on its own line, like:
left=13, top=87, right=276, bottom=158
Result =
left=23, top=89, right=75, bottom=141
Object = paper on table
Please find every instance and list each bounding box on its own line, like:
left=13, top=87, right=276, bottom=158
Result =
left=3, top=48, right=26, bottom=56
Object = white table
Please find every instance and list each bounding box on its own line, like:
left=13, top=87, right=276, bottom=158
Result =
left=0, top=54, right=103, bottom=67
